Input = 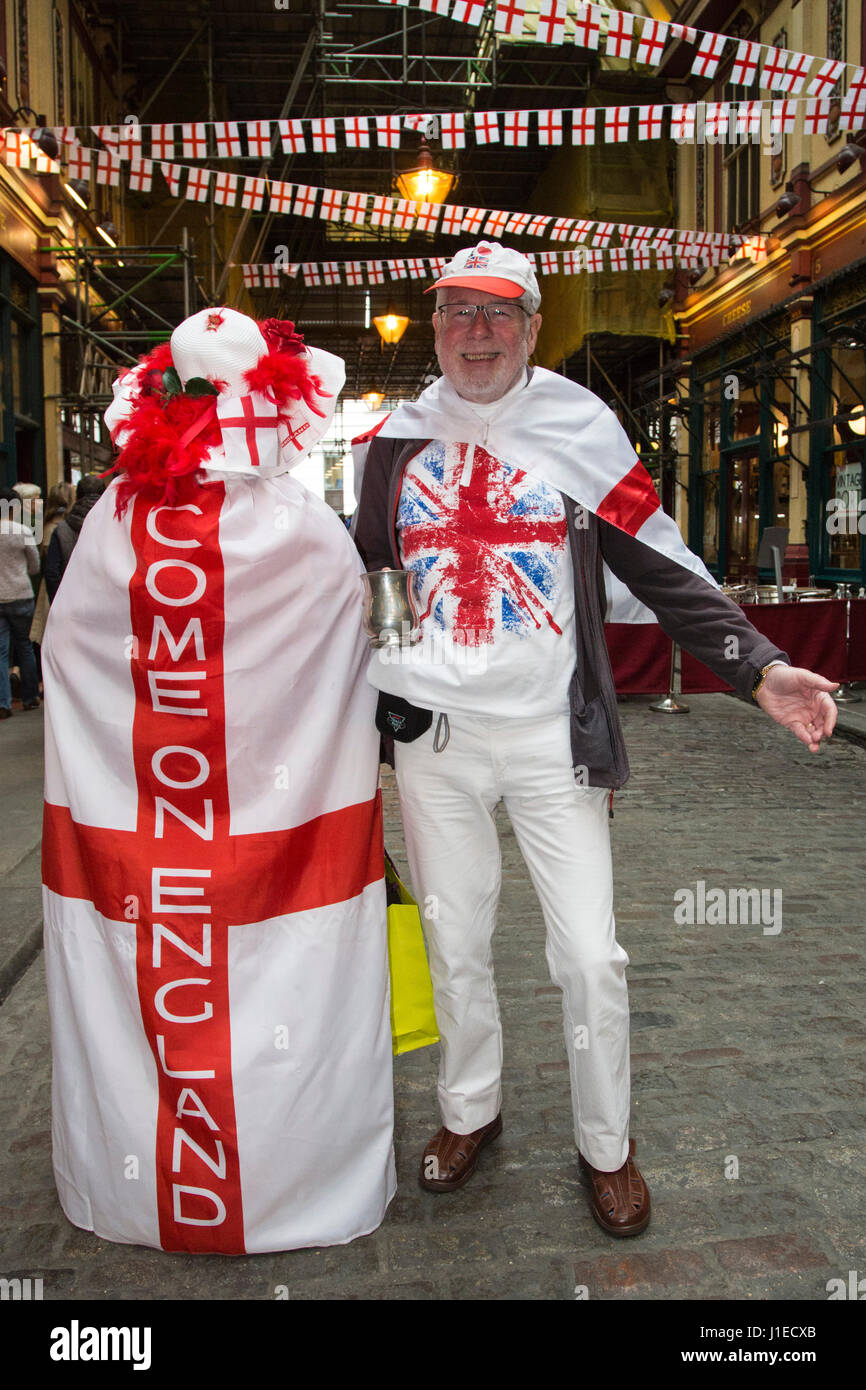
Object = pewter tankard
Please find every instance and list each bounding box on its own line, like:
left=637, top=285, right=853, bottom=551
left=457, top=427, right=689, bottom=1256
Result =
left=361, top=569, right=418, bottom=646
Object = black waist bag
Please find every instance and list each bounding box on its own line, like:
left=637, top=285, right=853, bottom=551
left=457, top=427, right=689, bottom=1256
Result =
left=375, top=692, right=433, bottom=743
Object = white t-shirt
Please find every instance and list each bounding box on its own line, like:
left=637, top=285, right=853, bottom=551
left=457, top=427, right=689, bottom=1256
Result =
left=367, top=431, right=577, bottom=717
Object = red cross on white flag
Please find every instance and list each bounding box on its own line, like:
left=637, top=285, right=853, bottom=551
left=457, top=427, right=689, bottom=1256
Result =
left=217, top=394, right=281, bottom=471
left=243, top=264, right=261, bottom=288
left=691, top=32, right=726, bottom=80
left=370, top=196, right=394, bottom=227
left=150, top=124, right=175, bottom=160
left=651, top=227, right=674, bottom=247
left=182, top=123, right=208, bottom=159
left=269, top=182, right=294, bottom=215
left=214, top=171, right=238, bottom=206
left=604, top=8, right=633, bottom=58
left=655, top=246, right=674, bottom=269
left=419, top=0, right=451, bottom=14
left=451, top=0, right=485, bottom=23
left=759, top=47, right=789, bottom=91
left=573, top=3, right=601, bottom=51
left=293, top=185, right=319, bottom=218
left=526, top=214, right=551, bottom=237
left=670, top=23, right=698, bottom=43
left=704, top=102, right=730, bottom=139
left=322, top=263, right=341, bottom=285
left=591, top=223, right=615, bottom=246
left=539, top=251, right=557, bottom=275
left=367, top=261, right=385, bottom=284
left=803, top=98, right=831, bottom=135
left=843, top=68, right=866, bottom=109
left=66, top=143, right=90, bottom=180
left=311, top=118, right=337, bottom=152
left=117, top=124, right=142, bottom=161
left=505, top=212, right=532, bottom=235
left=440, top=112, right=465, bottom=148
left=609, top=248, right=629, bottom=272
left=92, top=124, right=118, bottom=148
left=261, top=265, right=280, bottom=288
left=343, top=117, right=370, bottom=148
left=503, top=111, right=530, bottom=145
left=474, top=111, right=500, bottom=143
left=96, top=147, right=121, bottom=185
left=637, top=105, right=664, bottom=140
left=494, top=0, right=526, bottom=38
left=414, top=202, right=441, bottom=233
left=345, top=262, right=364, bottom=286
left=278, top=119, right=306, bottom=153
left=387, top=260, right=409, bottom=280
left=562, top=250, right=582, bottom=275
left=128, top=156, right=153, bottom=192
left=635, top=19, right=668, bottom=67
left=461, top=207, right=486, bottom=234
left=536, top=109, right=563, bottom=144
left=631, top=248, right=651, bottom=270
left=319, top=188, right=344, bottom=221
left=391, top=200, right=417, bottom=231
left=303, top=264, right=321, bottom=286
left=242, top=177, right=267, bottom=211
left=375, top=115, right=402, bottom=148
left=344, top=192, right=369, bottom=226
left=214, top=122, right=242, bottom=157
left=771, top=100, right=796, bottom=135
left=4, top=131, right=29, bottom=167
left=569, top=219, right=592, bottom=243
left=536, top=0, right=566, bottom=46
left=571, top=108, right=596, bottom=144
left=808, top=60, right=844, bottom=98
left=604, top=107, right=631, bottom=142
left=670, top=104, right=696, bottom=141
left=160, top=162, right=183, bottom=196
left=585, top=250, right=604, bottom=273
left=483, top=209, right=510, bottom=237
left=735, top=101, right=762, bottom=138
left=731, top=40, right=760, bottom=87
left=245, top=121, right=272, bottom=157
left=440, top=205, right=466, bottom=235
left=547, top=217, right=573, bottom=242
left=778, top=52, right=811, bottom=95
left=406, top=258, right=427, bottom=278
left=185, top=166, right=211, bottom=202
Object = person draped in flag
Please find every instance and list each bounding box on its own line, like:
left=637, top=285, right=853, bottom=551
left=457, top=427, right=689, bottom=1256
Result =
left=352, top=241, right=837, bottom=1237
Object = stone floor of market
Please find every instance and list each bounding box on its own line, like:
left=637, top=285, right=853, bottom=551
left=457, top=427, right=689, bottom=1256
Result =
left=2, top=691, right=865, bottom=1301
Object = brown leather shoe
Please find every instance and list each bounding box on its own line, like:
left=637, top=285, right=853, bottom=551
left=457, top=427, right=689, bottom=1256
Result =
left=419, top=1113, right=502, bottom=1192
left=578, top=1138, right=651, bottom=1237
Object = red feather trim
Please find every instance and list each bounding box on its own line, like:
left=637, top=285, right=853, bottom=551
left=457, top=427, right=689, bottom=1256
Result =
left=243, top=350, right=329, bottom=419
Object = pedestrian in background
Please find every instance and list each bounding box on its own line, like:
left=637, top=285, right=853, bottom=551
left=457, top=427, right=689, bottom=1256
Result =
left=0, top=485, right=41, bottom=719
left=44, top=475, right=105, bottom=602
left=30, top=481, right=76, bottom=653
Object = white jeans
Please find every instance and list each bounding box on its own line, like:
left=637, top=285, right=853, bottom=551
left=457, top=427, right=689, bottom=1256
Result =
left=394, top=709, right=631, bottom=1172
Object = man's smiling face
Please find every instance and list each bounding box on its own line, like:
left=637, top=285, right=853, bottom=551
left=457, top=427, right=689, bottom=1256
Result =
left=432, top=286, right=542, bottom=405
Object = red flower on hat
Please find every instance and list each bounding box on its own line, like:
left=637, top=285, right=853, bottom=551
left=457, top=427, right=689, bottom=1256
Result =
left=258, top=318, right=306, bottom=357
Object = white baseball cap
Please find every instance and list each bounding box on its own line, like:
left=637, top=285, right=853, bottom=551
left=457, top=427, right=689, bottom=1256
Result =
left=426, top=240, right=541, bottom=311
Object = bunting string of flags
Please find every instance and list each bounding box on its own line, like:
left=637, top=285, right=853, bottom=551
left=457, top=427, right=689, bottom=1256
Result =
left=240, top=237, right=769, bottom=291
left=378, top=0, right=865, bottom=95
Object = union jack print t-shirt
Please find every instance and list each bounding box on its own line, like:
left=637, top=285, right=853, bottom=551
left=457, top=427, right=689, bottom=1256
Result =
left=369, top=439, right=576, bottom=716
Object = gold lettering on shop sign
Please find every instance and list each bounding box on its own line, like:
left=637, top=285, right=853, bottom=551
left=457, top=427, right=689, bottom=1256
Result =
left=722, top=299, right=752, bottom=327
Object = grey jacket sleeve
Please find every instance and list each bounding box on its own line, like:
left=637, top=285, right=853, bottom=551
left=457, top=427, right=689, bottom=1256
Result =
left=599, top=519, right=789, bottom=702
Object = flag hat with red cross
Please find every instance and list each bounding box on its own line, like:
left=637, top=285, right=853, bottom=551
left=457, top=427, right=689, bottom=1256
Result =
left=426, top=239, right=541, bottom=310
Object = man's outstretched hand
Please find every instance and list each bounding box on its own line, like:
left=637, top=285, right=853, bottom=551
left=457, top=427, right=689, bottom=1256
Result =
left=756, top=665, right=839, bottom=752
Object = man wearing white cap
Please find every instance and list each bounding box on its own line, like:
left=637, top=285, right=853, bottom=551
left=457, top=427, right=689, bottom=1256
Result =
left=353, top=242, right=838, bottom=1237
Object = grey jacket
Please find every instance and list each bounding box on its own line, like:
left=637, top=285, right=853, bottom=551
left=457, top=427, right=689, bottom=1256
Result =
left=353, top=435, right=789, bottom=788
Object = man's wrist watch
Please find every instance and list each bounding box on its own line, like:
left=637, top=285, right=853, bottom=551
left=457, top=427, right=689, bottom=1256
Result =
left=751, top=661, right=782, bottom=702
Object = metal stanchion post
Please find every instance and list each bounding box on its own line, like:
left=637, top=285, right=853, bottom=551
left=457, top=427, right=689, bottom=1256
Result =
left=833, top=588, right=861, bottom=704
left=650, top=640, right=690, bottom=713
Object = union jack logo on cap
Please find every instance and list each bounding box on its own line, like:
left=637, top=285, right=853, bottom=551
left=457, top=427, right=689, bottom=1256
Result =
left=465, top=244, right=493, bottom=269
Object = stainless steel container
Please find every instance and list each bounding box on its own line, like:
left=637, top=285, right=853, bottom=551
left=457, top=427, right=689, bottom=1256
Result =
left=361, top=569, right=418, bottom=646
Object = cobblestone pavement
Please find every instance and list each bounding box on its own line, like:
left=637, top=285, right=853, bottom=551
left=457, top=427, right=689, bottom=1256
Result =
left=1, top=694, right=864, bottom=1302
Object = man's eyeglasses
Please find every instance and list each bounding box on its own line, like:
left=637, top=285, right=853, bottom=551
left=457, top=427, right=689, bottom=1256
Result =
left=436, top=301, right=529, bottom=326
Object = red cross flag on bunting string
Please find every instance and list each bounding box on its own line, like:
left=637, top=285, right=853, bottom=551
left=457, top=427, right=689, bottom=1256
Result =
left=671, top=22, right=698, bottom=42
left=403, top=113, right=433, bottom=133
left=261, top=265, right=280, bottom=288
left=92, top=124, right=118, bottom=148
left=573, top=3, right=601, bottom=50
left=604, top=7, right=633, bottom=57
left=778, top=52, right=812, bottom=95
left=609, top=248, right=629, bottom=272
left=839, top=95, right=865, bottom=127
left=242, top=177, right=267, bottom=211
left=451, top=0, right=486, bottom=24
left=242, top=264, right=261, bottom=288
left=604, top=107, right=631, bottom=142
left=621, top=224, right=650, bottom=248
left=526, top=214, right=551, bottom=236
left=128, top=156, right=153, bottom=192
left=439, top=205, right=466, bottom=235
left=631, top=247, right=651, bottom=270
left=735, top=101, right=762, bottom=138
left=670, top=104, right=696, bottom=141
left=367, top=260, right=385, bottom=284
left=461, top=207, right=486, bottom=234
left=635, top=19, right=668, bottom=67
left=117, top=124, right=142, bottom=161
left=655, top=246, right=674, bottom=269
left=216, top=393, right=281, bottom=470
left=419, top=0, right=451, bottom=14
left=343, top=116, right=370, bottom=147
left=808, top=59, right=844, bottom=97
left=160, top=162, right=183, bottom=197
left=387, top=260, right=409, bottom=279
left=638, top=105, right=664, bottom=140
left=474, top=111, right=500, bottom=143
left=549, top=217, right=574, bottom=242
left=732, top=39, right=760, bottom=87
left=503, top=110, right=530, bottom=144
left=591, top=222, right=615, bottom=246
left=759, top=47, right=789, bottom=91
left=311, top=118, right=337, bottom=153
left=375, top=115, right=402, bottom=148
left=319, top=188, right=344, bottom=221
left=539, top=251, right=557, bottom=274
left=494, top=0, right=527, bottom=38
left=391, top=199, right=417, bottom=230
left=505, top=211, right=532, bottom=234
left=245, top=120, right=272, bottom=157
left=279, top=119, right=306, bottom=153
left=293, top=185, right=319, bottom=217
left=484, top=209, right=510, bottom=237
left=269, top=181, right=294, bottom=215
left=344, top=192, right=369, bottom=226
left=570, top=219, right=593, bottom=243
left=214, top=121, right=242, bottom=157
left=771, top=100, right=797, bottom=135
left=428, top=256, right=449, bottom=276
left=322, top=263, right=341, bottom=286
left=214, top=171, right=238, bottom=206
left=414, top=202, right=441, bottom=233
left=303, top=264, right=321, bottom=286
left=843, top=68, right=866, bottom=108
left=804, top=97, right=832, bottom=134
left=651, top=227, right=675, bottom=247
left=150, top=124, right=175, bottom=160
left=536, top=0, right=566, bottom=46
left=100, top=145, right=123, bottom=186
left=439, top=112, right=465, bottom=148
left=691, top=32, right=727, bottom=80
left=406, top=258, right=427, bottom=278
left=182, top=123, right=208, bottom=159
left=585, top=249, right=604, bottom=272
left=67, top=144, right=91, bottom=180
left=571, top=108, right=597, bottom=144
left=704, top=102, right=730, bottom=139
left=185, top=166, right=211, bottom=202
left=537, top=109, right=563, bottom=144
left=345, top=262, right=364, bottom=286
left=562, top=249, right=583, bottom=274
left=3, top=131, right=29, bottom=167
left=370, top=195, right=394, bottom=227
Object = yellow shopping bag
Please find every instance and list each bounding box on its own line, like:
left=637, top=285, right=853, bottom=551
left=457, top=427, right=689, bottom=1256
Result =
left=385, top=853, right=439, bottom=1056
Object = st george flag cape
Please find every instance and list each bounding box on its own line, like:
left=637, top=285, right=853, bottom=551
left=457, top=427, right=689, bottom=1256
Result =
left=41, top=309, right=396, bottom=1253
left=352, top=367, right=718, bottom=622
